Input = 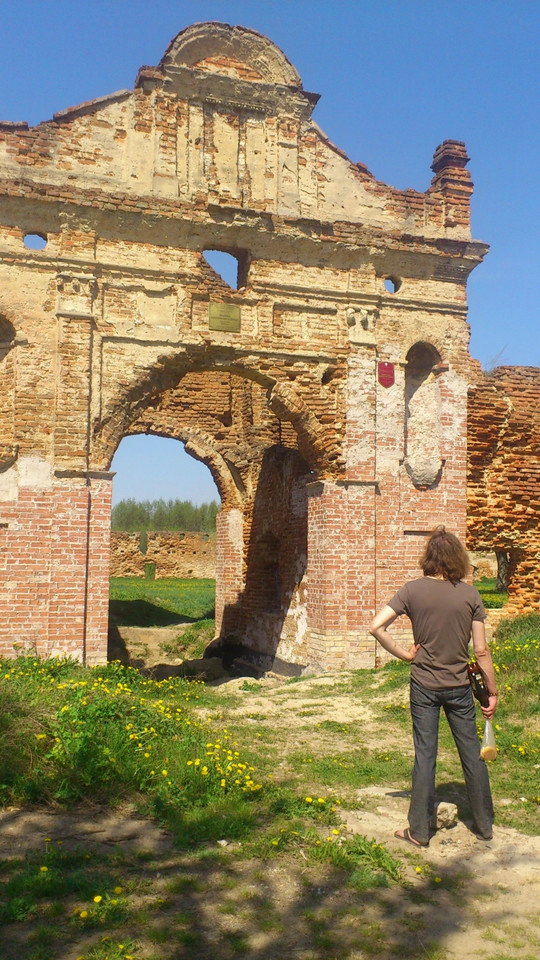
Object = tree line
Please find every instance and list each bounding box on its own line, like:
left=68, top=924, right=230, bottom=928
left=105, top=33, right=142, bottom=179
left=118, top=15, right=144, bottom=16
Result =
left=111, top=498, right=219, bottom=533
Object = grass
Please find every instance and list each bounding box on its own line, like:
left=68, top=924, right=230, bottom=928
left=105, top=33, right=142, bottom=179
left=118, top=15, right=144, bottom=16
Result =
left=0, top=585, right=538, bottom=959
left=474, top=577, right=508, bottom=609
left=109, top=577, right=215, bottom=627
left=158, top=619, right=215, bottom=660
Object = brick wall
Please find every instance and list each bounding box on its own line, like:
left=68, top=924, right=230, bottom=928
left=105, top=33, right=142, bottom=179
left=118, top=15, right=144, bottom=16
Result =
left=467, top=367, right=540, bottom=613
left=110, top=530, right=216, bottom=579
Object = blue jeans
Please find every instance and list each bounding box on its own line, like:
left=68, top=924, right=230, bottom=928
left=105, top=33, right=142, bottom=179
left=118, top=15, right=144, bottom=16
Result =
left=408, top=680, right=494, bottom=844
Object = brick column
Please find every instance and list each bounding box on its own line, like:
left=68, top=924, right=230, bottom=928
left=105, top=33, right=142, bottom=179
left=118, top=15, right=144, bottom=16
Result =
left=306, top=480, right=377, bottom=669
left=47, top=471, right=113, bottom=664
left=215, top=506, right=244, bottom=637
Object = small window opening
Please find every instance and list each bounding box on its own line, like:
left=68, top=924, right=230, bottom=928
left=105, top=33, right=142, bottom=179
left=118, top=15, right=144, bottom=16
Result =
left=406, top=341, right=441, bottom=379
left=0, top=316, right=16, bottom=345
left=383, top=276, right=401, bottom=294
left=203, top=249, right=247, bottom=290
left=23, top=233, right=47, bottom=250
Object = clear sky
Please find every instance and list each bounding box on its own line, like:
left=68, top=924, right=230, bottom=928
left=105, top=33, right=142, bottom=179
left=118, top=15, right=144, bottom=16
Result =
left=2, top=0, right=539, bottom=504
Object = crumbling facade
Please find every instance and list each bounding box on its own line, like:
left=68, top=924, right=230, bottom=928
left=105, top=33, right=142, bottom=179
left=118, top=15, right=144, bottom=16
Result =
left=467, top=367, right=540, bottom=614
left=0, top=23, right=489, bottom=668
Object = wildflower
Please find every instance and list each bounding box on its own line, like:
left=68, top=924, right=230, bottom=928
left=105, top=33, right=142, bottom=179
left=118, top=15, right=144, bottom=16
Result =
left=434, top=877, right=442, bottom=883
left=332, top=829, right=340, bottom=835
left=162, top=770, right=167, bottom=776
left=415, top=866, right=422, bottom=874
left=114, top=886, right=123, bottom=894
left=39, top=865, right=48, bottom=872
left=305, top=796, right=313, bottom=803
left=93, top=895, right=103, bottom=903
left=79, top=910, right=88, bottom=918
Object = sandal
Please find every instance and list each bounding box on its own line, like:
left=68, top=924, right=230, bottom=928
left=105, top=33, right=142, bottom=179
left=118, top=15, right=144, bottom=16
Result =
left=394, top=827, right=429, bottom=848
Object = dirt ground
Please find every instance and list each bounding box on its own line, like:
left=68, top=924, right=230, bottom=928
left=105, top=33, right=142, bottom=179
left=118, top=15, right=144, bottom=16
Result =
left=2, top=630, right=539, bottom=959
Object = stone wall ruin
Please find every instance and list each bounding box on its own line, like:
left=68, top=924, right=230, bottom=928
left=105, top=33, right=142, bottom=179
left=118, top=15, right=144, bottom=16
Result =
left=0, top=22, right=492, bottom=668
left=467, top=367, right=540, bottom=614
left=110, top=530, right=216, bottom=580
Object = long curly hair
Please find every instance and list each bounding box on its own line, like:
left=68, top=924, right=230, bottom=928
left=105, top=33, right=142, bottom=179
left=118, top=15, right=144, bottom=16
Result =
left=420, top=525, right=470, bottom=584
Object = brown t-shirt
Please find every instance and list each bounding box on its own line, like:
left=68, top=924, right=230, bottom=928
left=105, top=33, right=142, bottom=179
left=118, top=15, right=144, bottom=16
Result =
left=388, top=577, right=486, bottom=690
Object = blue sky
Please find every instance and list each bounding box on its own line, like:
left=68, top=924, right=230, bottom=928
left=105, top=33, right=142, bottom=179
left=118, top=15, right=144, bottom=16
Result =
left=2, top=0, right=539, bottom=504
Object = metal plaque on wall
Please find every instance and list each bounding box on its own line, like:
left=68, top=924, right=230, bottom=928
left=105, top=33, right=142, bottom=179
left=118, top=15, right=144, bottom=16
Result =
left=209, top=303, right=241, bottom=332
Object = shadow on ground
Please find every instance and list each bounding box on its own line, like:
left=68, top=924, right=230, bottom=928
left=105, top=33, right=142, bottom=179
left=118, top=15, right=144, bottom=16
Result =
left=108, top=598, right=202, bottom=627
left=1, top=802, right=531, bottom=960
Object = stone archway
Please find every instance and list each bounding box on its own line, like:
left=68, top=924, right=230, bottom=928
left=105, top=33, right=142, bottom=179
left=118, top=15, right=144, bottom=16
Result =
left=101, top=360, right=330, bottom=669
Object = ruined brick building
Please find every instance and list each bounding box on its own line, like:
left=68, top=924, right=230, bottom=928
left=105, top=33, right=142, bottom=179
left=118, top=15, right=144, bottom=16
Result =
left=0, top=23, right=536, bottom=670
left=467, top=367, right=540, bottom=614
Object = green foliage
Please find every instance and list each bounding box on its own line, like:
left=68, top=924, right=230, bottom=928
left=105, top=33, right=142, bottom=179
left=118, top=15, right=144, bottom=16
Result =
left=493, top=612, right=540, bottom=650
left=308, top=832, right=401, bottom=887
left=474, top=576, right=508, bottom=609
left=0, top=658, right=260, bottom=808
left=111, top=498, right=219, bottom=533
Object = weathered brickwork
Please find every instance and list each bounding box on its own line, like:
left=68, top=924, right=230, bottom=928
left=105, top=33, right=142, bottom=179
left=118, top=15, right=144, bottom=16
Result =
left=0, top=22, right=489, bottom=667
left=110, top=530, right=215, bottom=579
left=467, top=367, right=540, bottom=614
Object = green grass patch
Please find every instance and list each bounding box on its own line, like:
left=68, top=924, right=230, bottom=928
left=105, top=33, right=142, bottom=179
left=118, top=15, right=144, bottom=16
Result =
left=290, top=748, right=411, bottom=791
left=109, top=577, right=215, bottom=626
left=158, top=619, right=215, bottom=660
left=474, top=577, right=508, bottom=609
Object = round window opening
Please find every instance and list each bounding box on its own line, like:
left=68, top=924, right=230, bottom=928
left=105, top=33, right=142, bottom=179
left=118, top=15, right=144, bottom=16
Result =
left=23, top=233, right=47, bottom=250
left=383, top=276, right=401, bottom=294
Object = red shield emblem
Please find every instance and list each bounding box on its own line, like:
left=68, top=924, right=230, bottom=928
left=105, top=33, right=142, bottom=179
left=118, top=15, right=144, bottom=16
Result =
left=378, top=362, right=395, bottom=388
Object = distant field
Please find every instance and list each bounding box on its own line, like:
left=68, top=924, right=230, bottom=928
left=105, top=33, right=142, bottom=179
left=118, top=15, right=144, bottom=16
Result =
left=108, top=576, right=506, bottom=630
left=109, top=577, right=215, bottom=627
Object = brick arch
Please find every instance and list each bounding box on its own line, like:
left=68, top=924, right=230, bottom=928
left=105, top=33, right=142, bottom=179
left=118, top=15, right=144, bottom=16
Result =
left=95, top=358, right=339, bottom=481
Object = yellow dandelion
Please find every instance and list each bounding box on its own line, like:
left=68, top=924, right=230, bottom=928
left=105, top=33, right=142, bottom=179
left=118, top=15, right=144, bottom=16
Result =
left=114, top=886, right=123, bottom=894
left=79, top=910, right=88, bottom=918
left=305, top=796, right=313, bottom=803
left=39, top=865, right=48, bottom=872
left=93, top=895, right=102, bottom=903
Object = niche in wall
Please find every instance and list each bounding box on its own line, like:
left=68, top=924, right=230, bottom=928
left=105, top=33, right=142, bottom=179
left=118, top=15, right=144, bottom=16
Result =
left=404, top=342, right=444, bottom=488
